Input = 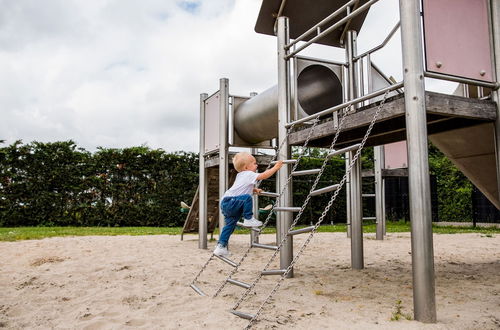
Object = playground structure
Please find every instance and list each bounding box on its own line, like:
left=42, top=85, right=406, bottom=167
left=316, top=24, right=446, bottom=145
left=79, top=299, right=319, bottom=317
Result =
left=191, top=0, right=500, bottom=327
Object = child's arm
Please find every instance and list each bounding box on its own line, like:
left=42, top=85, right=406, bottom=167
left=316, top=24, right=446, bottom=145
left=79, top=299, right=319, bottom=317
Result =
left=256, top=160, right=283, bottom=181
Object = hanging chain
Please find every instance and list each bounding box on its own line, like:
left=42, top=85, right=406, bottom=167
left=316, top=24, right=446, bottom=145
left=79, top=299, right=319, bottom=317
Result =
left=232, top=108, right=349, bottom=310
left=245, top=90, right=391, bottom=329
left=212, top=117, right=320, bottom=297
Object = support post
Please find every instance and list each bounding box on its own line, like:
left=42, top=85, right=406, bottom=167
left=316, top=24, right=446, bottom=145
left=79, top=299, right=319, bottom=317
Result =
left=251, top=145, right=260, bottom=244
left=277, top=16, right=293, bottom=278
left=199, top=93, right=208, bottom=249
left=346, top=152, right=352, bottom=238
left=374, top=145, right=385, bottom=240
left=490, top=0, right=500, bottom=201
left=399, top=0, right=436, bottom=322
left=219, top=78, right=229, bottom=235
left=347, top=29, right=364, bottom=270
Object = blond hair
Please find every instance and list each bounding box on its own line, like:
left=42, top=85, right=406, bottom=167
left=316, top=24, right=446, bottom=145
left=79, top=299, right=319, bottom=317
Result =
left=233, top=152, right=252, bottom=172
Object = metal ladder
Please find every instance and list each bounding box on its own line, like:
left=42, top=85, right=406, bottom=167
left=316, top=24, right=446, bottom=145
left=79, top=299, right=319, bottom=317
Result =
left=190, top=114, right=322, bottom=298
left=229, top=91, right=390, bottom=329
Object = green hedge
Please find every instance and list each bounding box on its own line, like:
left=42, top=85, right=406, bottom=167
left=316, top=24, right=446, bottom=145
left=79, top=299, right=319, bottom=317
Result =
left=0, top=141, right=198, bottom=227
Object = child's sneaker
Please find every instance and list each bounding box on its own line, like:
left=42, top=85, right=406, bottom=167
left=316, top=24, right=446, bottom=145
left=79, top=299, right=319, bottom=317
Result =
left=213, top=244, right=230, bottom=257
left=242, top=217, right=263, bottom=228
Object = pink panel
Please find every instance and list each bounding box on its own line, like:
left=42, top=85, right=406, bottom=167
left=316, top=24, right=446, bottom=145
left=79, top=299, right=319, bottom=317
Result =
left=423, top=0, right=493, bottom=82
left=384, top=141, right=408, bottom=169
left=204, top=92, right=220, bottom=153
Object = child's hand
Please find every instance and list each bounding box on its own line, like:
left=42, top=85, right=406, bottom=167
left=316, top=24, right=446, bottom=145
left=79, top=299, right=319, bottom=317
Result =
left=274, top=160, right=283, bottom=170
left=253, top=188, right=263, bottom=195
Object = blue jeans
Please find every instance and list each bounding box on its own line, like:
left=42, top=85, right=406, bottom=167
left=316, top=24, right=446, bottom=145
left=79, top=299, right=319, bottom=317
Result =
left=218, top=194, right=253, bottom=247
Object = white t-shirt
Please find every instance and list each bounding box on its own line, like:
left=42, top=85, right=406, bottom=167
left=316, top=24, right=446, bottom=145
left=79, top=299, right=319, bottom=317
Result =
left=223, top=171, right=259, bottom=198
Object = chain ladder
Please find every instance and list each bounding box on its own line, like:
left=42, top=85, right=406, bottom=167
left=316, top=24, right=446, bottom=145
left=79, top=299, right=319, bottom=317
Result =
left=244, top=90, right=391, bottom=329
left=232, top=107, right=350, bottom=310
left=212, top=117, right=320, bottom=297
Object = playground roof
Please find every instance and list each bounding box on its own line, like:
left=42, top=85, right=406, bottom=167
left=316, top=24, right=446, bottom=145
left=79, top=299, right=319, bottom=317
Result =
left=254, top=0, right=371, bottom=48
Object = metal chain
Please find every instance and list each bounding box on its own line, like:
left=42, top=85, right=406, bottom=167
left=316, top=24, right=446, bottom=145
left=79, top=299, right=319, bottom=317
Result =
left=232, top=109, right=349, bottom=310
left=244, top=90, right=391, bottom=329
left=213, top=117, right=320, bottom=297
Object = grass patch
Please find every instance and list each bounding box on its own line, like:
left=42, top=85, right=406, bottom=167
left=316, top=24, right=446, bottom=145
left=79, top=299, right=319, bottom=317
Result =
left=0, top=221, right=498, bottom=242
left=390, top=300, right=412, bottom=321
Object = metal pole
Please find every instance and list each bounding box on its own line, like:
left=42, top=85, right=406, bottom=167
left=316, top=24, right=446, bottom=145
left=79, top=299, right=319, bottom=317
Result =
left=347, top=29, right=364, bottom=270
left=346, top=152, right=351, bottom=238
left=199, top=93, right=208, bottom=249
left=490, top=0, right=500, bottom=202
left=219, top=78, right=229, bottom=236
left=277, top=16, right=293, bottom=278
left=399, top=0, right=436, bottom=322
left=374, top=145, right=385, bottom=240
left=250, top=91, right=260, bottom=245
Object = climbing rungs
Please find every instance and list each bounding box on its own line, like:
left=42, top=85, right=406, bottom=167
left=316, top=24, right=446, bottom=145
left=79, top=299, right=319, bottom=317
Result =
left=274, top=207, right=301, bottom=212
left=328, top=143, right=361, bottom=157
left=190, top=284, right=206, bottom=296
left=362, top=194, right=375, bottom=197
left=252, top=242, right=278, bottom=250
left=260, top=191, right=280, bottom=198
left=291, top=169, right=321, bottom=176
left=271, top=159, right=297, bottom=165
left=214, top=254, right=238, bottom=267
left=363, top=216, right=377, bottom=220
left=262, top=269, right=287, bottom=276
left=288, top=226, right=315, bottom=236
left=230, top=310, right=255, bottom=320
left=227, top=278, right=252, bottom=289
left=236, top=222, right=261, bottom=232
left=309, top=184, right=340, bottom=196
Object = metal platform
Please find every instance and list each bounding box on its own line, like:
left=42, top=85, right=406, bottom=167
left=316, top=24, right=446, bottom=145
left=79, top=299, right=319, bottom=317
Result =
left=254, top=0, right=371, bottom=48
left=289, top=91, right=499, bottom=208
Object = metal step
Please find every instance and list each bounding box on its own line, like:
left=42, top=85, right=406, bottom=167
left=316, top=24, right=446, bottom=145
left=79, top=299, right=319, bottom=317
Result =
left=252, top=242, right=278, bottom=250
left=227, top=278, right=252, bottom=289
left=273, top=207, right=301, bottom=212
left=362, top=193, right=375, bottom=197
left=288, top=225, right=315, bottom=236
left=214, top=254, right=238, bottom=267
left=262, top=269, right=287, bottom=276
left=328, top=143, right=361, bottom=157
left=259, top=191, right=280, bottom=198
left=230, top=310, right=255, bottom=320
left=190, top=284, right=206, bottom=296
left=270, top=159, right=297, bottom=165
left=236, top=222, right=261, bottom=232
left=309, top=184, right=340, bottom=196
left=291, top=169, right=321, bottom=176
left=363, top=216, right=377, bottom=220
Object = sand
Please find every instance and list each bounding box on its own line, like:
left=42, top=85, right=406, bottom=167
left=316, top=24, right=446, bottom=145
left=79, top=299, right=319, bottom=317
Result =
left=0, top=232, right=499, bottom=329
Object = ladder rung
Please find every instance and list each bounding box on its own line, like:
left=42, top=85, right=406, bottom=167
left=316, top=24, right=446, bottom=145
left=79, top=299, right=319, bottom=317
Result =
left=362, top=194, right=375, bottom=197
left=291, top=169, right=321, bottom=176
left=227, top=278, right=252, bottom=289
left=309, top=184, right=340, bottom=196
left=214, top=254, right=238, bottom=267
left=237, top=222, right=261, bottom=232
left=262, top=269, right=287, bottom=276
left=259, top=191, right=280, bottom=198
left=273, top=207, right=301, bottom=212
left=252, top=242, right=278, bottom=250
left=270, top=159, right=297, bottom=165
left=190, top=284, right=206, bottom=296
left=288, top=225, right=315, bottom=236
left=363, top=217, right=377, bottom=220
left=230, top=310, right=255, bottom=320
left=328, top=143, right=361, bottom=157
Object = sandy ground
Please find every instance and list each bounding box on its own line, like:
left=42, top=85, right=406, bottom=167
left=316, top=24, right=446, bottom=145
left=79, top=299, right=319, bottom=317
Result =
left=0, top=232, right=499, bottom=329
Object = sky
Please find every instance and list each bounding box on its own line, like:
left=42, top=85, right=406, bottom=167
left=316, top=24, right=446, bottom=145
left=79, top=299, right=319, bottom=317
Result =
left=0, top=0, right=455, bottom=153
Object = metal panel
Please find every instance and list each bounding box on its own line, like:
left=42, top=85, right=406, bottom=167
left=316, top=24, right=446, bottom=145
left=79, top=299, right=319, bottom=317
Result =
left=384, top=141, right=408, bottom=169
left=204, top=92, right=220, bottom=154
left=255, top=0, right=371, bottom=48
left=423, top=0, right=493, bottom=82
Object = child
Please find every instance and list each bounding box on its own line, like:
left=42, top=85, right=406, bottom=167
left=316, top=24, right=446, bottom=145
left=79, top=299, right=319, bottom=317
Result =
left=213, top=152, right=283, bottom=257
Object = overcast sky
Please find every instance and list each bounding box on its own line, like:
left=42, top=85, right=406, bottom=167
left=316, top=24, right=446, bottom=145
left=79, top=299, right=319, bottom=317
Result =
left=0, top=0, right=454, bottom=153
